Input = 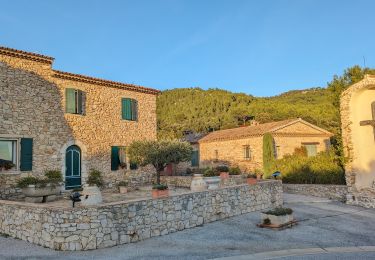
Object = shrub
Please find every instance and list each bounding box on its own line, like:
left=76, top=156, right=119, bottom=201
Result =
left=87, top=169, right=103, bottom=187
left=276, top=150, right=345, bottom=185
left=152, top=183, right=168, bottom=190
left=118, top=181, right=128, bottom=187
left=17, top=176, right=40, bottom=188
left=216, top=165, right=229, bottom=173
left=203, top=167, right=219, bottom=177
left=186, top=168, right=193, bottom=175
left=229, top=166, right=241, bottom=175
left=263, top=207, right=293, bottom=216
left=0, top=159, right=15, bottom=170
left=45, top=170, right=63, bottom=183
left=263, top=133, right=276, bottom=178
left=247, top=173, right=257, bottom=178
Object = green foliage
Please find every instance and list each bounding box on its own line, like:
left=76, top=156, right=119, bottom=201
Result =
left=17, top=170, right=63, bottom=188
left=87, top=169, right=103, bottom=187
left=152, top=183, right=168, bottom=190
left=264, top=207, right=293, bottom=216
left=216, top=165, right=229, bottom=172
left=276, top=150, right=345, bottom=184
left=229, top=166, right=241, bottom=175
left=17, top=176, right=40, bottom=188
left=263, top=133, right=276, bottom=178
left=247, top=173, right=257, bottom=178
left=44, top=170, right=63, bottom=182
left=128, top=140, right=193, bottom=184
left=118, top=181, right=128, bottom=187
left=203, top=167, right=220, bottom=177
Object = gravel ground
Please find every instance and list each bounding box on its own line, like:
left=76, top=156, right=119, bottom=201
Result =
left=1, top=193, right=375, bottom=259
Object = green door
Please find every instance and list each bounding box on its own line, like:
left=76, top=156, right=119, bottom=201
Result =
left=191, top=150, right=199, bottom=167
left=65, top=145, right=81, bottom=189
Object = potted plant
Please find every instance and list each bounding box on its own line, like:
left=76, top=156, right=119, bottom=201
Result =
left=216, top=165, right=229, bottom=179
left=17, top=170, right=63, bottom=201
left=254, top=168, right=263, bottom=180
left=260, top=207, right=294, bottom=227
left=203, top=167, right=221, bottom=190
left=81, top=169, right=103, bottom=206
left=246, top=173, right=257, bottom=185
left=152, top=183, right=169, bottom=198
left=118, top=181, right=128, bottom=194
left=190, top=168, right=207, bottom=192
left=0, top=159, right=15, bottom=171
left=229, top=166, right=243, bottom=184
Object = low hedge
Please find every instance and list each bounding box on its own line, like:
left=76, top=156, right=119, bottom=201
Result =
left=276, top=151, right=345, bottom=185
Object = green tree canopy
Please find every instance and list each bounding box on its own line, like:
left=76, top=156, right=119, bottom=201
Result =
left=263, top=133, right=276, bottom=178
left=128, top=140, right=193, bottom=184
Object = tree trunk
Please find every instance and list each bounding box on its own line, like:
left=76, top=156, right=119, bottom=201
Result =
left=156, top=170, right=161, bottom=185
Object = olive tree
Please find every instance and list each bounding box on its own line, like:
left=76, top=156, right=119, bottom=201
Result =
left=128, top=140, right=193, bottom=184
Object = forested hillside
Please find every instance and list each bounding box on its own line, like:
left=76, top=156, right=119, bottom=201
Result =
left=157, top=66, right=375, bottom=143
left=157, top=87, right=336, bottom=139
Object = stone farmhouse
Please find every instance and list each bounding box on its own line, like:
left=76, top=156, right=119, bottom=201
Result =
left=198, top=118, right=333, bottom=172
left=0, top=46, right=159, bottom=197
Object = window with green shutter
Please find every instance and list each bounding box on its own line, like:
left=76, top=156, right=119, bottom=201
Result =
left=20, top=138, right=33, bottom=171
left=122, top=98, right=138, bottom=121
left=66, top=88, right=85, bottom=115
left=111, top=146, right=120, bottom=171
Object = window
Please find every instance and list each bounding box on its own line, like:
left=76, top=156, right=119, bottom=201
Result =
left=118, top=147, right=127, bottom=169
left=302, top=143, right=318, bottom=157
left=111, top=146, right=138, bottom=171
left=243, top=145, right=251, bottom=160
left=0, top=140, right=17, bottom=168
left=122, top=98, right=138, bottom=121
left=66, top=88, right=84, bottom=115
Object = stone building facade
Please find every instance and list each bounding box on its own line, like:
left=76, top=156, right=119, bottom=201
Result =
left=0, top=46, right=159, bottom=195
left=198, top=118, right=333, bottom=172
left=341, top=74, right=375, bottom=207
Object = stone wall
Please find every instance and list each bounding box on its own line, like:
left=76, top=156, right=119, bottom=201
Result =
left=283, top=184, right=348, bottom=202
left=0, top=47, right=158, bottom=192
left=161, top=176, right=193, bottom=188
left=0, top=173, right=23, bottom=200
left=0, top=180, right=282, bottom=251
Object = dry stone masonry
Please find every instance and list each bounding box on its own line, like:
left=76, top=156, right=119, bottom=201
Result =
left=0, top=180, right=282, bottom=251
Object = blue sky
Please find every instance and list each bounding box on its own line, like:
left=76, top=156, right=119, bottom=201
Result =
left=1, top=0, right=374, bottom=96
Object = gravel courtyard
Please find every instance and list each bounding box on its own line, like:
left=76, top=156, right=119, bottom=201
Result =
left=1, top=193, right=375, bottom=259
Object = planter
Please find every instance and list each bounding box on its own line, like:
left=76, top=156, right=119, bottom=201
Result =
left=247, top=178, right=257, bottom=185
left=119, top=186, right=128, bottom=194
left=260, top=213, right=294, bottom=226
left=190, top=174, right=207, bottom=192
left=229, top=175, right=244, bottom=185
left=220, top=172, right=229, bottom=179
left=81, top=185, right=103, bottom=206
left=204, top=176, right=221, bottom=190
left=22, top=183, right=62, bottom=197
left=152, top=189, right=169, bottom=199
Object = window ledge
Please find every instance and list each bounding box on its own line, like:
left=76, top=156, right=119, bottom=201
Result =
left=0, top=170, right=21, bottom=175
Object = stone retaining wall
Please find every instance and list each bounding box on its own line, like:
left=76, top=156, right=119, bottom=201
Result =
left=283, top=184, right=348, bottom=202
left=160, top=176, right=193, bottom=188
left=0, top=180, right=282, bottom=251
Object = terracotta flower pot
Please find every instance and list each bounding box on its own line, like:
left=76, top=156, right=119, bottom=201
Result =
left=152, top=189, right=169, bottom=199
left=119, top=186, right=128, bottom=194
left=247, top=178, right=257, bottom=185
left=220, top=172, right=229, bottom=179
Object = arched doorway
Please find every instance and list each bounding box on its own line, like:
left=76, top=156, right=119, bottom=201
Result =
left=65, top=145, right=81, bottom=189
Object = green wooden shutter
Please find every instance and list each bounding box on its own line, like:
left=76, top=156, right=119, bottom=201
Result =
left=20, top=138, right=33, bottom=171
left=111, top=146, right=120, bottom=171
left=191, top=150, right=199, bottom=167
left=66, top=88, right=76, bottom=114
left=122, top=98, right=132, bottom=120
left=131, top=99, right=138, bottom=121
left=77, top=90, right=83, bottom=114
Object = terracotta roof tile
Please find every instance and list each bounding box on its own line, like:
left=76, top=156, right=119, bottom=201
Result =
left=0, top=46, right=54, bottom=64
left=53, top=70, right=160, bottom=95
left=198, top=118, right=331, bottom=143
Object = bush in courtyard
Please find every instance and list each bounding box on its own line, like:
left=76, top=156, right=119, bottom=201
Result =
left=203, top=167, right=219, bottom=177
left=216, top=165, right=229, bottom=173
left=128, top=140, right=192, bottom=185
left=87, top=169, right=104, bottom=187
left=276, top=150, right=345, bottom=185
left=229, top=166, right=241, bottom=175
left=45, top=170, right=63, bottom=183
left=263, top=207, right=293, bottom=216
left=263, top=133, right=276, bottom=178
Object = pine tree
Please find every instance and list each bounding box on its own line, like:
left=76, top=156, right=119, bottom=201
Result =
left=263, top=133, right=276, bottom=178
